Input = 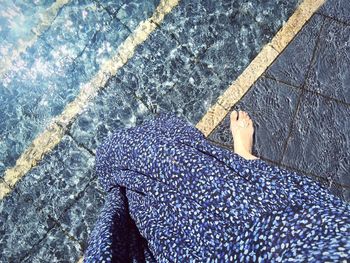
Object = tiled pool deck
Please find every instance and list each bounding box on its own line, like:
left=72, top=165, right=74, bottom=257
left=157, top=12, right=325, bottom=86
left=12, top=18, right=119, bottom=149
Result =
left=0, top=0, right=349, bottom=261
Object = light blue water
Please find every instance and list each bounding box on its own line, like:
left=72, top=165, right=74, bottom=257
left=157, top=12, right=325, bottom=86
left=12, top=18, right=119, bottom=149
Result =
left=0, top=0, right=160, bottom=176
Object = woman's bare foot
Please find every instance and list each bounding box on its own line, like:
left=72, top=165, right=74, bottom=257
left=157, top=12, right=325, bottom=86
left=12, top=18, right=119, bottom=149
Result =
left=230, top=110, right=259, bottom=160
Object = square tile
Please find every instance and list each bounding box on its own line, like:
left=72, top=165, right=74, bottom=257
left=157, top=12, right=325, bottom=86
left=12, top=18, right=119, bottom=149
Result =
left=13, top=135, right=96, bottom=220
left=40, top=1, right=111, bottom=59
left=199, top=0, right=301, bottom=88
left=208, top=77, right=301, bottom=162
left=0, top=191, right=51, bottom=262
left=158, top=0, right=231, bottom=57
left=70, top=18, right=130, bottom=79
left=22, top=227, right=82, bottom=262
left=69, top=75, right=154, bottom=153
left=121, top=27, right=196, bottom=98
left=318, top=0, right=350, bottom=24
left=265, top=14, right=325, bottom=87
left=305, top=18, right=350, bottom=104
left=59, top=178, right=105, bottom=252
left=116, top=0, right=160, bottom=31
left=282, top=91, right=350, bottom=188
left=96, top=0, right=124, bottom=15
left=154, top=62, right=227, bottom=124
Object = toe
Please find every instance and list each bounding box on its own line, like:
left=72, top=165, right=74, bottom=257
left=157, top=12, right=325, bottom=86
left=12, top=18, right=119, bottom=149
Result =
left=231, top=110, right=238, bottom=122
left=242, top=111, right=249, bottom=121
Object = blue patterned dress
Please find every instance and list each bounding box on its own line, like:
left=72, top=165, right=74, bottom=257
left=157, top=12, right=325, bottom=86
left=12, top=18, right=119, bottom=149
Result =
left=84, top=112, right=350, bottom=262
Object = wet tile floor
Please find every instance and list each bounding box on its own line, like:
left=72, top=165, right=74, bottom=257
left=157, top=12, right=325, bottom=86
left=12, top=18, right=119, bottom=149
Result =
left=0, top=0, right=349, bottom=261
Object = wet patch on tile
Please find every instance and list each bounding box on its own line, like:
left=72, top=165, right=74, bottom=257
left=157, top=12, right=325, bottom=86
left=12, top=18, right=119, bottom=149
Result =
left=305, top=18, right=350, bottom=104
left=0, top=38, right=62, bottom=174
left=265, top=14, right=325, bottom=87
left=22, top=226, right=81, bottom=263
left=69, top=75, right=153, bottom=153
left=318, top=0, right=350, bottom=24
left=67, top=18, right=130, bottom=81
left=59, top=178, right=105, bottom=252
left=116, top=0, right=160, bottom=31
left=12, top=135, right=95, bottom=220
left=151, top=62, right=226, bottom=124
left=0, top=0, right=55, bottom=53
left=157, top=1, right=225, bottom=57
left=281, top=91, right=350, bottom=189
left=40, top=1, right=112, bottom=59
left=208, top=77, right=301, bottom=162
left=117, top=28, right=196, bottom=109
left=204, top=2, right=302, bottom=86
left=0, top=0, right=159, bottom=177
left=0, top=191, right=51, bottom=262
left=160, top=0, right=300, bottom=62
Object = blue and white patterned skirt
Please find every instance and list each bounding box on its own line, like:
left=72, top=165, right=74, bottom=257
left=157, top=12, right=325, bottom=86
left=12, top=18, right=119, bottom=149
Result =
left=84, top=112, right=350, bottom=262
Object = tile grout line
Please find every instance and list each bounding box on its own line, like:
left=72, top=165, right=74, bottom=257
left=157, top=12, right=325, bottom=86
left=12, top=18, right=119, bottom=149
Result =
left=21, top=174, right=101, bottom=261
left=279, top=16, right=328, bottom=163
left=0, top=0, right=181, bottom=199
left=195, top=0, right=326, bottom=137
left=317, top=12, right=350, bottom=27
left=264, top=75, right=350, bottom=108
left=0, top=0, right=72, bottom=80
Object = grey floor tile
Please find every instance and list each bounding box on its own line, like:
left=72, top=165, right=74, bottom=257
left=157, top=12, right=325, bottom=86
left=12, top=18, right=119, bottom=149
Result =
left=96, top=0, right=124, bottom=15
left=121, top=27, right=196, bottom=102
left=208, top=77, right=301, bottom=162
left=59, top=178, right=106, bottom=252
left=199, top=0, right=301, bottom=88
left=40, top=1, right=112, bottom=59
left=158, top=0, right=227, bottom=57
left=0, top=191, right=51, bottom=262
left=265, top=14, right=325, bottom=87
left=22, top=227, right=82, bottom=263
left=69, top=18, right=130, bottom=80
left=13, top=135, right=96, bottom=220
left=161, top=0, right=300, bottom=62
left=116, top=0, right=160, bottom=31
left=305, top=18, right=350, bottom=104
left=69, top=75, right=154, bottom=153
left=282, top=91, right=350, bottom=188
left=153, top=62, right=226, bottom=124
left=0, top=1, right=53, bottom=51
left=318, top=0, right=350, bottom=24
